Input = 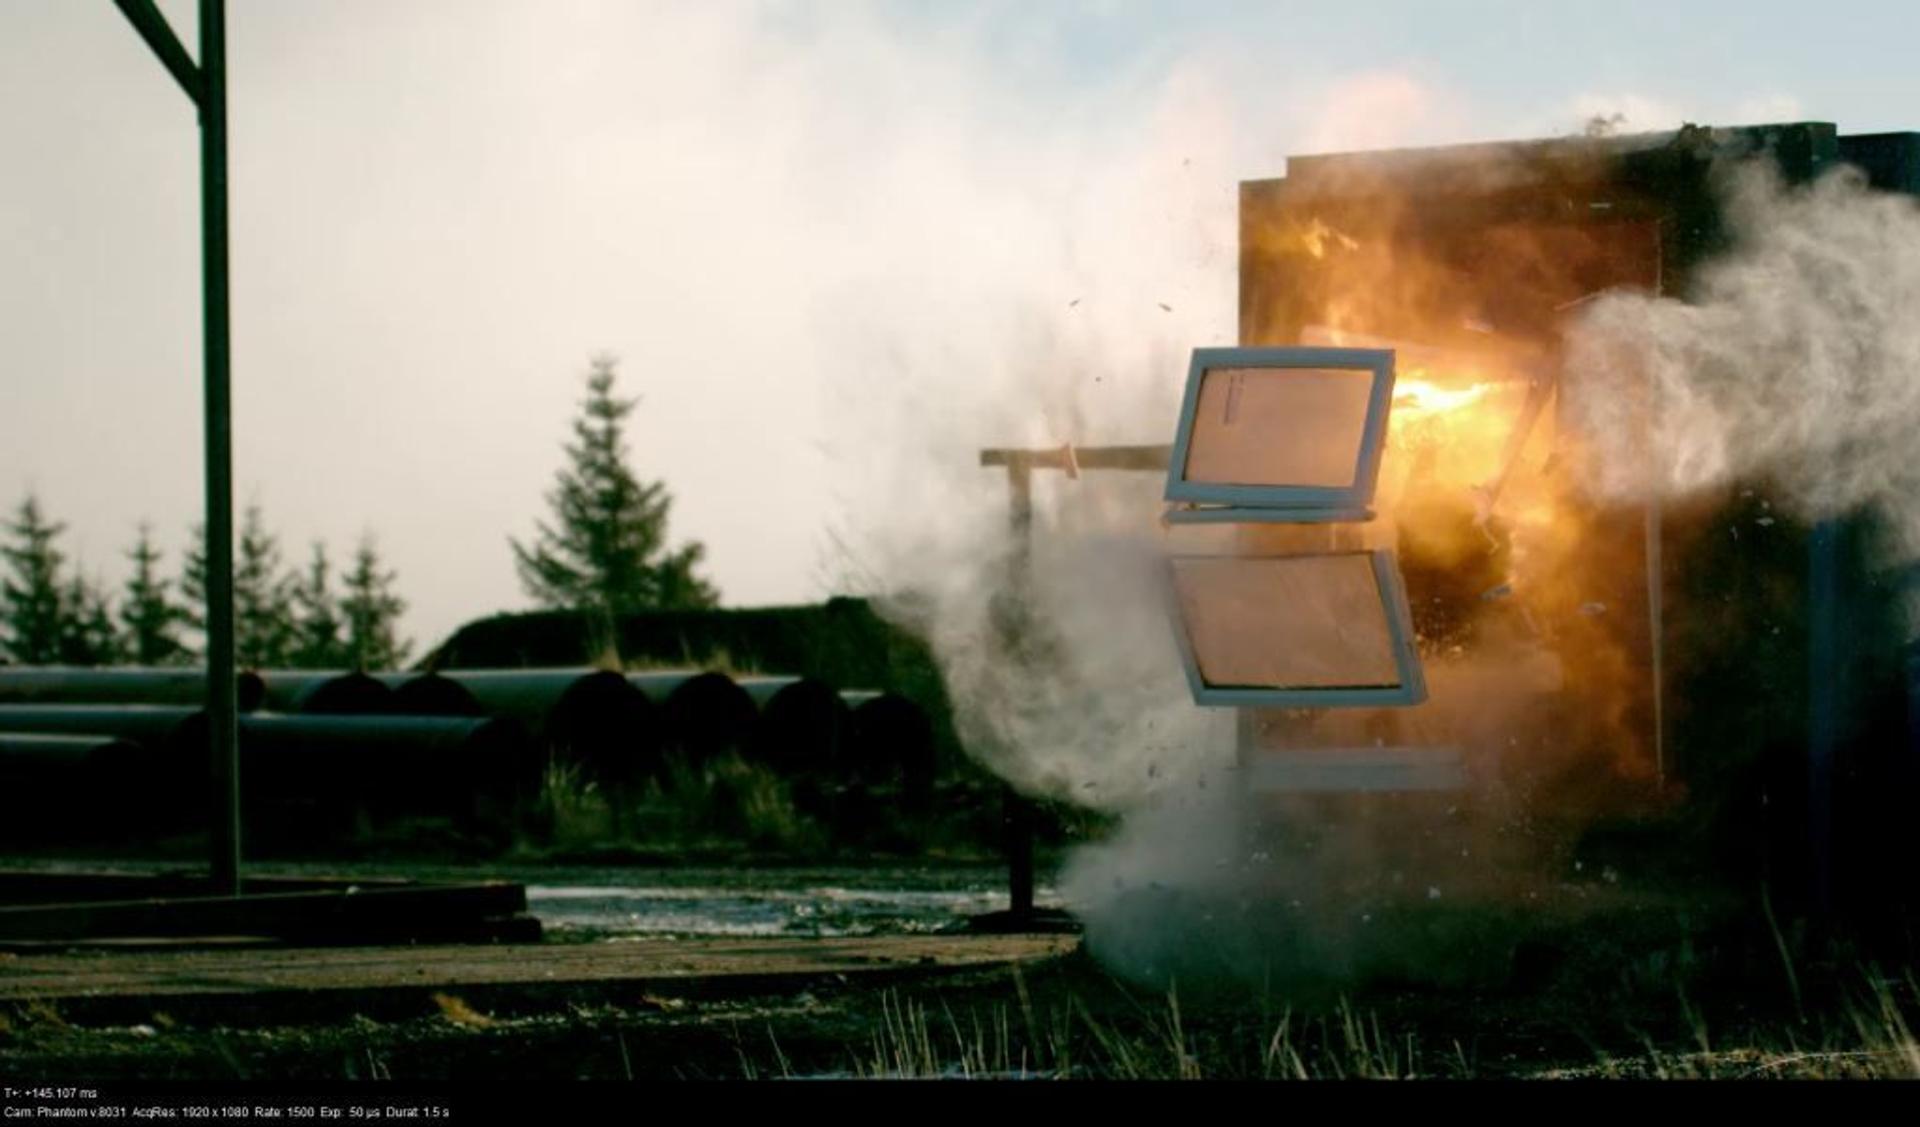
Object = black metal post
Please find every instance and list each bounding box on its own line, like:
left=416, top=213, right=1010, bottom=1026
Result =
left=1004, top=784, right=1035, bottom=917
left=1807, top=520, right=1840, bottom=920
left=110, top=0, right=239, bottom=897
left=199, top=0, right=239, bottom=897
left=1003, top=462, right=1036, bottom=921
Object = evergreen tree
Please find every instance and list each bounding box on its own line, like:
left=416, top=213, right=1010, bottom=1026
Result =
left=179, top=521, right=207, bottom=645
left=180, top=509, right=299, bottom=667
left=511, top=355, right=719, bottom=618
left=0, top=494, right=69, bottom=664
left=340, top=537, right=411, bottom=671
left=234, top=506, right=297, bottom=669
left=56, top=572, right=120, bottom=666
left=121, top=524, right=189, bottom=666
left=289, top=541, right=346, bottom=668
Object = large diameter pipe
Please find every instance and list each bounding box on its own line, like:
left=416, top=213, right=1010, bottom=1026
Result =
left=0, top=667, right=265, bottom=712
left=0, top=731, right=154, bottom=842
left=255, top=671, right=396, bottom=715
left=0, top=708, right=207, bottom=833
left=0, top=704, right=208, bottom=752
left=0, top=730, right=145, bottom=766
left=376, top=672, right=484, bottom=717
left=736, top=675, right=850, bottom=775
left=437, top=668, right=661, bottom=789
left=231, top=713, right=540, bottom=830
left=627, top=671, right=756, bottom=767
left=841, top=691, right=937, bottom=809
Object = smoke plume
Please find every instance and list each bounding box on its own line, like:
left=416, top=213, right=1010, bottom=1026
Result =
left=1564, top=162, right=1920, bottom=575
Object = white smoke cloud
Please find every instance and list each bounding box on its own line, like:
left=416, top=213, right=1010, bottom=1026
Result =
left=817, top=65, right=1490, bottom=811
left=1563, top=163, right=1920, bottom=567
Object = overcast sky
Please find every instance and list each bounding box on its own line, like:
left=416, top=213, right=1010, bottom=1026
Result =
left=4, top=1, right=1914, bottom=650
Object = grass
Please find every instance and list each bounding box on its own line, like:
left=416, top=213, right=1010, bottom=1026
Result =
left=524, top=749, right=828, bottom=856
left=621, top=648, right=761, bottom=678
left=514, top=737, right=1020, bottom=862
left=7, top=926, right=1918, bottom=1080
left=827, top=959, right=1920, bottom=1080
left=834, top=985, right=1436, bottom=1079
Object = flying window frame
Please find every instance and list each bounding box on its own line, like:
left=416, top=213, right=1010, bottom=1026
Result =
left=1166, top=547, right=1427, bottom=708
left=1163, top=346, right=1397, bottom=511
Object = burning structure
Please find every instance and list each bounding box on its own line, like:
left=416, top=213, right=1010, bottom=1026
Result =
left=1160, top=122, right=1920, bottom=930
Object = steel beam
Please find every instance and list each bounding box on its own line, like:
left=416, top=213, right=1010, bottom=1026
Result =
left=195, top=1, right=240, bottom=897
left=110, top=0, right=201, bottom=107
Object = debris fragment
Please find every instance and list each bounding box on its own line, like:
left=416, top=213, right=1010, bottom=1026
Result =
left=1579, top=602, right=1607, bottom=616
left=1157, top=302, right=1173, bottom=312
left=1480, top=582, right=1513, bottom=602
left=432, top=993, right=495, bottom=1028
left=1755, top=516, right=1776, bottom=527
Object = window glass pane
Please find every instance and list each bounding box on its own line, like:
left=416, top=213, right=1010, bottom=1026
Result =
left=1181, top=367, right=1374, bottom=489
left=1172, top=554, right=1401, bottom=689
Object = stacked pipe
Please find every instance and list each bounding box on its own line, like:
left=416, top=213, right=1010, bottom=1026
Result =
left=0, top=664, right=937, bottom=844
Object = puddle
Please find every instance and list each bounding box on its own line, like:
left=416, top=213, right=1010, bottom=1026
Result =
left=528, top=882, right=1063, bottom=938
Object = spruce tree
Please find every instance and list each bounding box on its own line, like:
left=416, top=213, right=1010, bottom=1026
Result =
left=233, top=506, right=297, bottom=669
left=289, top=542, right=346, bottom=668
left=181, top=509, right=298, bottom=667
left=511, top=355, right=719, bottom=618
left=340, top=537, right=411, bottom=671
left=0, top=495, right=69, bottom=664
left=179, top=521, right=207, bottom=645
left=121, top=524, right=188, bottom=666
left=56, top=572, right=120, bottom=666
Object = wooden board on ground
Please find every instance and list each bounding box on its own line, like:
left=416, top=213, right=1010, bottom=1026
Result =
left=0, top=933, right=1081, bottom=1026
left=0, top=870, right=535, bottom=945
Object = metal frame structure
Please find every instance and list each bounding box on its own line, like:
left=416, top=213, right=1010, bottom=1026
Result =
left=1163, top=346, right=1396, bottom=512
left=976, top=442, right=1171, bottom=927
left=110, top=1, right=240, bottom=894
left=1166, top=548, right=1427, bottom=709
left=1165, top=506, right=1373, bottom=525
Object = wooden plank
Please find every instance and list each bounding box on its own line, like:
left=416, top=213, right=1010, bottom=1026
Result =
left=0, top=934, right=1081, bottom=1025
left=0, top=869, right=422, bottom=906
left=979, top=444, right=1170, bottom=472
left=0, top=881, right=529, bottom=942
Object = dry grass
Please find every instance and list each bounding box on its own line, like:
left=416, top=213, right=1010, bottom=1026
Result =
left=846, top=984, right=1436, bottom=1080
left=827, top=951, right=1920, bottom=1080
left=621, top=650, right=761, bottom=678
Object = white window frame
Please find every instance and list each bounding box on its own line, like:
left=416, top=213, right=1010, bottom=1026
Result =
left=1163, top=346, right=1397, bottom=512
left=1166, top=548, right=1428, bottom=708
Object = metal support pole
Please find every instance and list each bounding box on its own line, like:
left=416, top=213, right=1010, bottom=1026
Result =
left=1807, top=520, right=1841, bottom=919
left=1645, top=494, right=1665, bottom=787
left=1004, top=784, right=1036, bottom=917
left=201, top=0, right=240, bottom=897
left=1003, top=462, right=1036, bottom=920
left=973, top=444, right=1170, bottom=927
left=111, top=0, right=239, bottom=897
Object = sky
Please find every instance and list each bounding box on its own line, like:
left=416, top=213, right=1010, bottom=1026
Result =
left=3, top=0, right=1916, bottom=652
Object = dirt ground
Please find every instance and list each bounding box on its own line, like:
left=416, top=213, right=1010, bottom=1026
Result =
left=3, top=854, right=1918, bottom=1080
